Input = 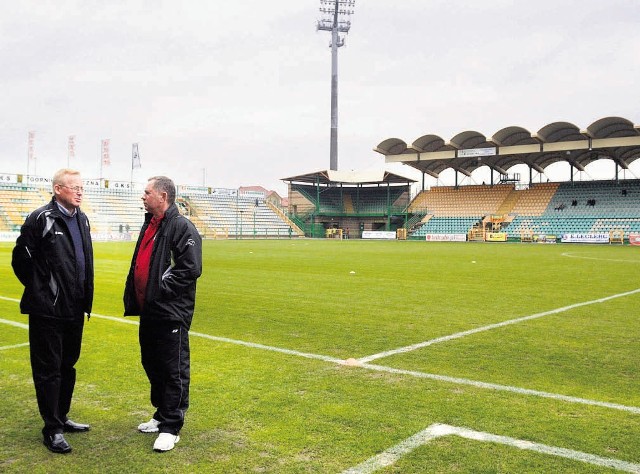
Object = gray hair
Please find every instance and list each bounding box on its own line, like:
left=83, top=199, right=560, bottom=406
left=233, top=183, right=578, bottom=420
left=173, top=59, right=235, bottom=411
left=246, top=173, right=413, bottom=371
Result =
left=149, top=176, right=176, bottom=205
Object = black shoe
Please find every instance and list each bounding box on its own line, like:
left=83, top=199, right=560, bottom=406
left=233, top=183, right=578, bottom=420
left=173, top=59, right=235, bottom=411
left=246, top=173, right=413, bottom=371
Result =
left=63, top=419, right=90, bottom=432
left=43, top=433, right=72, bottom=454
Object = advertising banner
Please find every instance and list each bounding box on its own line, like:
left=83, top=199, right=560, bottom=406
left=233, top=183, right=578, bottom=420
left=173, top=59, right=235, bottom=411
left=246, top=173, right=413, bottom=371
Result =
left=561, top=233, right=609, bottom=244
left=629, top=233, right=640, bottom=246
left=179, top=185, right=209, bottom=194
left=486, top=232, right=507, bottom=242
left=0, top=231, right=19, bottom=242
left=0, top=174, right=19, bottom=184
left=362, top=231, right=396, bottom=240
left=532, top=234, right=557, bottom=244
left=424, top=233, right=466, bottom=242
left=108, top=181, right=140, bottom=191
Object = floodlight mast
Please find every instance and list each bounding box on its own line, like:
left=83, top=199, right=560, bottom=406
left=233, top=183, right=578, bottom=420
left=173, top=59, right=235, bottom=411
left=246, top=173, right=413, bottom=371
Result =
left=317, top=0, right=355, bottom=171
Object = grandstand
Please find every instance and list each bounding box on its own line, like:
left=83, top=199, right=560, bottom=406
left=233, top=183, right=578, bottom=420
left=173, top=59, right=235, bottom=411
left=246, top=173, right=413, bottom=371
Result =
left=4, top=114, right=640, bottom=244
left=0, top=183, right=51, bottom=232
left=408, top=179, right=640, bottom=241
left=281, top=163, right=640, bottom=242
left=373, top=116, right=640, bottom=242
left=4, top=174, right=640, bottom=243
left=180, top=190, right=298, bottom=239
left=283, top=169, right=414, bottom=238
left=0, top=181, right=301, bottom=240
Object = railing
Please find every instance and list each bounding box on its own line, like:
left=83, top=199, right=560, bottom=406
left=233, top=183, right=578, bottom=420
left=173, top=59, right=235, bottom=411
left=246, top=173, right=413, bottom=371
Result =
left=201, top=226, right=300, bottom=240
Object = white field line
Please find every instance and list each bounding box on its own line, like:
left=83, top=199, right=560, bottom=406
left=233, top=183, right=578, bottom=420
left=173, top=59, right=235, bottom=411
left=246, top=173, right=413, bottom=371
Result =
left=0, top=302, right=30, bottom=350
left=359, top=363, right=640, bottom=415
left=0, top=296, right=21, bottom=303
left=1, top=301, right=639, bottom=414
left=191, top=331, right=344, bottom=364
left=561, top=252, right=640, bottom=264
left=342, top=423, right=640, bottom=474
left=89, top=314, right=344, bottom=364
left=0, top=342, right=29, bottom=351
left=358, top=288, right=640, bottom=364
left=0, top=301, right=29, bottom=349
left=0, top=317, right=28, bottom=329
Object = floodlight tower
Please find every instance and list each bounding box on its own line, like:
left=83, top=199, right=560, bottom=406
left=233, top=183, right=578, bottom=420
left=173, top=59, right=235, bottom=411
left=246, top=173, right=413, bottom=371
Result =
left=317, top=0, right=355, bottom=171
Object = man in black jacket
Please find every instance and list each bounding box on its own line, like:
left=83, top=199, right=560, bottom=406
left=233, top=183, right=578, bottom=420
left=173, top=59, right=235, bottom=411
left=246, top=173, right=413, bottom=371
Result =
left=12, top=169, right=94, bottom=454
left=123, top=176, right=202, bottom=452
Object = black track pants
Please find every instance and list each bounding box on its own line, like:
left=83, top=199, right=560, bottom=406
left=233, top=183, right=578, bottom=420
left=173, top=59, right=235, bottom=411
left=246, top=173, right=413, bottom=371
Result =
left=139, top=319, right=190, bottom=435
left=29, top=314, right=84, bottom=436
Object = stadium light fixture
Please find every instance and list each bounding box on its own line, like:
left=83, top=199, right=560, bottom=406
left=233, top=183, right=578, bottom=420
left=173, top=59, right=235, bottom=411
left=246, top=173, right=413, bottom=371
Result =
left=316, top=0, right=355, bottom=171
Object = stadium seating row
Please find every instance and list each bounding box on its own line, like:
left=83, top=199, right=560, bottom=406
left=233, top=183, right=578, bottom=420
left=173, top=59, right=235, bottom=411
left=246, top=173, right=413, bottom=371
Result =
left=409, top=179, right=640, bottom=238
left=0, top=183, right=296, bottom=238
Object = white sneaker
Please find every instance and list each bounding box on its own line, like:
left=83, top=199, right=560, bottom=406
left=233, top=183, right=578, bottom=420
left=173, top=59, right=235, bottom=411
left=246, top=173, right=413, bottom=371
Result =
left=153, top=433, right=180, bottom=452
left=138, top=418, right=160, bottom=433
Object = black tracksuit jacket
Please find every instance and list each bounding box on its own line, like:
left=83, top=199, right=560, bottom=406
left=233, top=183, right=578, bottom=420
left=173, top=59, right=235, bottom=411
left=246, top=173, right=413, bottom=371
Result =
left=123, top=204, right=202, bottom=329
left=12, top=198, right=94, bottom=318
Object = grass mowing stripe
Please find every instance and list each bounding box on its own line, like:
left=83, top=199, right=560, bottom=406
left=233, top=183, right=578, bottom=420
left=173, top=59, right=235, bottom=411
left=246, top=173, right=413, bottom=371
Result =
left=342, top=423, right=640, bottom=474
left=359, top=287, right=640, bottom=363
left=2, top=305, right=639, bottom=415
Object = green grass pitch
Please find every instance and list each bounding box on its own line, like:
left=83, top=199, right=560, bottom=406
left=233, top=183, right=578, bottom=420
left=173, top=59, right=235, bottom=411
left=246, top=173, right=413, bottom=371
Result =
left=0, top=239, right=638, bottom=473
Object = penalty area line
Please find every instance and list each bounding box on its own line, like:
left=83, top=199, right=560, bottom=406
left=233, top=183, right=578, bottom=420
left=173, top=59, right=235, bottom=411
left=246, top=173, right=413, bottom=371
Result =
left=361, top=363, right=640, bottom=415
left=342, top=423, right=640, bottom=474
left=358, top=288, right=640, bottom=363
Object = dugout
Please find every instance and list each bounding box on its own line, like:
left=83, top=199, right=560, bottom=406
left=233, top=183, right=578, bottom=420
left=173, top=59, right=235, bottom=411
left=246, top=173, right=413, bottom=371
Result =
left=282, top=170, right=416, bottom=238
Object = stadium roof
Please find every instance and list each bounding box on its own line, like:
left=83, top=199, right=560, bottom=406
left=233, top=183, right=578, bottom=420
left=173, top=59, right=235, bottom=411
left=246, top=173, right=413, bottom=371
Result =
left=282, top=169, right=416, bottom=185
left=373, top=116, right=640, bottom=179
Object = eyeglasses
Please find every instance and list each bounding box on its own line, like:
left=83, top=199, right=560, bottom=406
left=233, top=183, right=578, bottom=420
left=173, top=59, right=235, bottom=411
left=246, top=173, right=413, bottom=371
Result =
left=60, top=185, right=85, bottom=193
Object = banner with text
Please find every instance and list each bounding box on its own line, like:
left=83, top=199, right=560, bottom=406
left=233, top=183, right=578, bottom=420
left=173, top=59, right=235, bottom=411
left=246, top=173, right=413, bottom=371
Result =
left=629, top=233, right=640, bottom=246
left=425, top=233, right=466, bottom=242
left=362, top=231, right=396, bottom=240
left=486, top=232, right=507, bottom=242
left=561, top=233, right=609, bottom=244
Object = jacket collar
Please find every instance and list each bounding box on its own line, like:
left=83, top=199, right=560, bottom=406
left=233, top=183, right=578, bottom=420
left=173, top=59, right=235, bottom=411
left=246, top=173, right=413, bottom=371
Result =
left=144, top=203, right=179, bottom=223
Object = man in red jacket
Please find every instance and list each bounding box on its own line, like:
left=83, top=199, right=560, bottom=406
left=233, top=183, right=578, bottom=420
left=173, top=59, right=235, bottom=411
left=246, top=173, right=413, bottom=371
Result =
left=123, top=176, right=202, bottom=452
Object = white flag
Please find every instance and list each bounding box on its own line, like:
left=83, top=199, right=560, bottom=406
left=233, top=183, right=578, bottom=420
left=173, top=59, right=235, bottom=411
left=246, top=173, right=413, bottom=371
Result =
left=68, top=135, right=76, bottom=159
left=132, top=143, right=141, bottom=169
left=28, top=131, right=35, bottom=161
left=101, top=139, right=110, bottom=166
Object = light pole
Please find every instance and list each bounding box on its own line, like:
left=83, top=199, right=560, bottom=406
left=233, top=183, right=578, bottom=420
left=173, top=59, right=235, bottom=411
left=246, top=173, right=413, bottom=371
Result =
left=317, top=0, right=355, bottom=171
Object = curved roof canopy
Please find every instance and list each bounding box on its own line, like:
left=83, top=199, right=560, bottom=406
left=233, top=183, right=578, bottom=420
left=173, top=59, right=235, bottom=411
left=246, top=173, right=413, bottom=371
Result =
left=374, top=116, right=640, bottom=179
left=282, top=169, right=415, bottom=186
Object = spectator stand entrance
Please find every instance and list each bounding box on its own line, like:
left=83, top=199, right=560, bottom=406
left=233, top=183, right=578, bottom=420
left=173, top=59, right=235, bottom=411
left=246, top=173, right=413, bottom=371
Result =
left=282, top=170, right=417, bottom=239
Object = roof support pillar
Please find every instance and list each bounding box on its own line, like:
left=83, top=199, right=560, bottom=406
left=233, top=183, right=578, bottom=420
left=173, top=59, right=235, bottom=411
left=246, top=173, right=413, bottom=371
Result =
left=570, top=163, right=574, bottom=183
left=386, top=182, right=391, bottom=230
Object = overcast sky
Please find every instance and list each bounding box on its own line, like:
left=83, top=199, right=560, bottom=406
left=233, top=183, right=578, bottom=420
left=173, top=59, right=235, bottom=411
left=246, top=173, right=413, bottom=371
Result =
left=1, top=0, right=639, bottom=196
